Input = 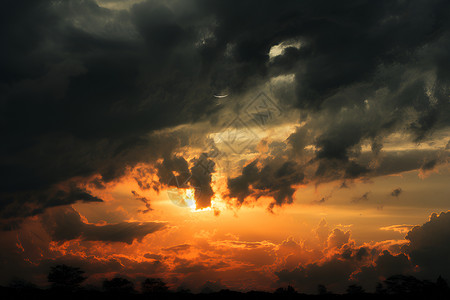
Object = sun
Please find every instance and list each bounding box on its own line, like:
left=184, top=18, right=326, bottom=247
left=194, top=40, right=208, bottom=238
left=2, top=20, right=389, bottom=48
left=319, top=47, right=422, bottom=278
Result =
left=183, top=188, right=197, bottom=210
left=167, top=187, right=213, bottom=212
left=184, top=189, right=213, bottom=212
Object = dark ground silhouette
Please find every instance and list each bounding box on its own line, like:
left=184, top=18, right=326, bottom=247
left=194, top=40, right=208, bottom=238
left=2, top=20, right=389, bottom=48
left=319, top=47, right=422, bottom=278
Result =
left=1, top=264, right=449, bottom=300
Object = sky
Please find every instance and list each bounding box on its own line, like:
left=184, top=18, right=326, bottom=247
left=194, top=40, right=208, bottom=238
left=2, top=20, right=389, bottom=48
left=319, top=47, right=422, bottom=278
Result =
left=1, top=0, right=450, bottom=294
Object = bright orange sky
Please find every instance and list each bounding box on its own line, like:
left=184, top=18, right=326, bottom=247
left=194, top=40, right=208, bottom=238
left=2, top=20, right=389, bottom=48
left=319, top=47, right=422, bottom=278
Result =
left=10, top=121, right=446, bottom=293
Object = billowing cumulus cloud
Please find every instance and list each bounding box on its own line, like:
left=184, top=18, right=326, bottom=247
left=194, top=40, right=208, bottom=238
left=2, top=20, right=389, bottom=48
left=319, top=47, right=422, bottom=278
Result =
left=405, top=211, right=450, bottom=280
left=227, top=159, right=304, bottom=210
left=1, top=206, right=450, bottom=292
left=276, top=211, right=450, bottom=293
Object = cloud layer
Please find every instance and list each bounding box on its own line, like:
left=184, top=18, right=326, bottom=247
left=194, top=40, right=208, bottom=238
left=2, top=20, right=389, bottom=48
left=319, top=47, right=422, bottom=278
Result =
left=1, top=0, right=450, bottom=217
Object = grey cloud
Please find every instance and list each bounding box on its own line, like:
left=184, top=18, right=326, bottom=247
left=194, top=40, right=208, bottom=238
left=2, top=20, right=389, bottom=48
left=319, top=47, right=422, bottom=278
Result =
left=276, top=259, right=356, bottom=294
left=0, top=0, right=222, bottom=218
left=154, top=153, right=216, bottom=208
left=277, top=227, right=417, bottom=293
left=156, top=155, right=191, bottom=189
left=405, top=211, right=450, bottom=280
left=42, top=206, right=166, bottom=244
left=0, top=187, right=103, bottom=226
left=189, top=154, right=216, bottom=208
left=366, top=149, right=448, bottom=177
left=353, top=251, right=415, bottom=291
left=226, top=160, right=260, bottom=204
left=227, top=159, right=304, bottom=210
left=421, top=158, right=438, bottom=171
left=2, top=0, right=450, bottom=214
left=327, top=228, right=351, bottom=249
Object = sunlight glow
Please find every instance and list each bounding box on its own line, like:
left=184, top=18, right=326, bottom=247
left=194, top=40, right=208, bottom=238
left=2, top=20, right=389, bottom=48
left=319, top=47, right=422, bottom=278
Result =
left=174, top=188, right=213, bottom=212
left=184, top=189, right=197, bottom=210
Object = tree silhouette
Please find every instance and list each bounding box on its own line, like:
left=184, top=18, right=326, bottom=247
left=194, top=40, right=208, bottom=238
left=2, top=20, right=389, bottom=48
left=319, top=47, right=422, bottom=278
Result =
left=375, top=282, right=387, bottom=294
left=8, top=279, right=37, bottom=291
left=317, top=284, right=331, bottom=295
left=382, top=275, right=432, bottom=295
left=346, top=284, right=365, bottom=294
left=47, top=264, right=86, bottom=291
left=141, top=278, right=168, bottom=294
left=436, top=275, right=449, bottom=294
left=103, top=277, right=134, bottom=293
left=275, top=285, right=297, bottom=294
left=176, top=286, right=191, bottom=294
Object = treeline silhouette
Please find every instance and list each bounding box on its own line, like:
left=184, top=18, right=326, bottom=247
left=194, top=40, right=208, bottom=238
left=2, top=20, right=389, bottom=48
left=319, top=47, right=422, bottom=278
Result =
left=1, top=264, right=449, bottom=299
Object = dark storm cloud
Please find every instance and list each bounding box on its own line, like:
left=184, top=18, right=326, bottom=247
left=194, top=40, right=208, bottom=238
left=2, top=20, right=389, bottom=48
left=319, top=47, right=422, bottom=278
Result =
left=405, top=211, right=450, bottom=280
left=355, top=247, right=369, bottom=261
left=357, top=212, right=450, bottom=288
left=2, top=0, right=450, bottom=216
left=226, top=160, right=259, bottom=204
left=189, top=154, right=216, bottom=208
left=276, top=258, right=356, bottom=294
left=421, top=158, right=438, bottom=171
left=275, top=224, right=419, bottom=293
left=360, top=149, right=448, bottom=177
left=155, top=153, right=216, bottom=208
left=352, top=250, right=415, bottom=291
left=314, top=159, right=370, bottom=182
left=42, top=206, right=166, bottom=244
left=227, top=159, right=304, bottom=210
left=301, top=146, right=448, bottom=186
left=269, top=0, right=450, bottom=181
left=172, top=259, right=208, bottom=274
left=0, top=186, right=102, bottom=224
left=156, top=155, right=191, bottom=189
left=0, top=0, right=225, bottom=219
